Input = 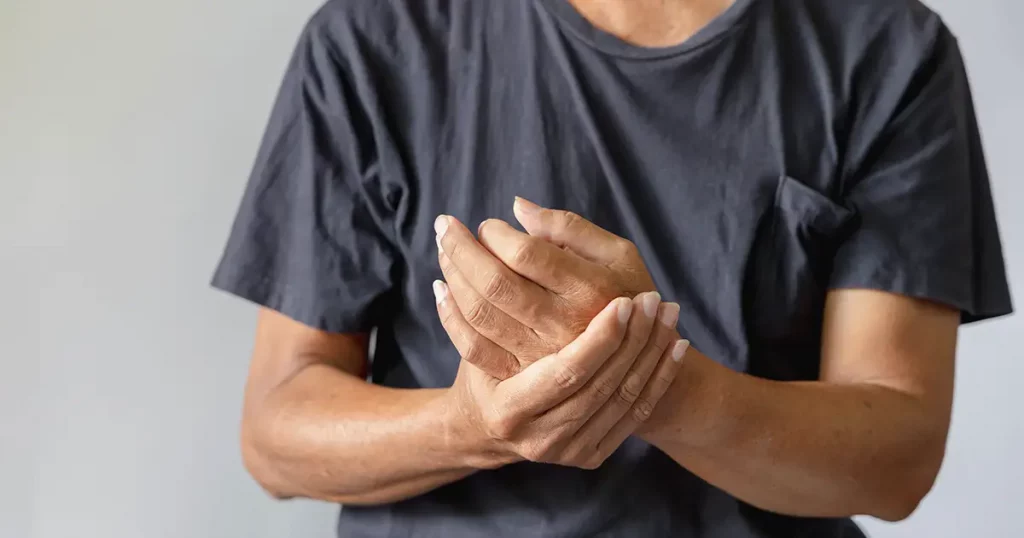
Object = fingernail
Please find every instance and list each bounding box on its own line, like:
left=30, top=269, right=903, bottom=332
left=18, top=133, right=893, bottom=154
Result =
left=435, top=234, right=443, bottom=253
left=617, top=297, right=633, bottom=325
left=432, top=280, right=448, bottom=305
left=672, top=340, right=690, bottom=362
left=434, top=215, right=450, bottom=237
left=514, top=196, right=540, bottom=215
left=659, top=302, right=681, bottom=328
left=642, top=292, right=661, bottom=318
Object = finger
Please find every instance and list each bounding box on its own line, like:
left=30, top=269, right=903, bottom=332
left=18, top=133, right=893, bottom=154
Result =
left=513, top=197, right=632, bottom=266
left=438, top=248, right=552, bottom=362
left=476, top=218, right=605, bottom=295
left=547, top=293, right=665, bottom=436
left=566, top=302, right=681, bottom=451
left=435, top=215, right=553, bottom=328
left=595, top=338, right=690, bottom=458
left=433, top=280, right=520, bottom=380
left=496, top=297, right=633, bottom=417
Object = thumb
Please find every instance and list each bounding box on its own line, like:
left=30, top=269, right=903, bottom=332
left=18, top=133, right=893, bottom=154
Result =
left=513, top=197, right=626, bottom=265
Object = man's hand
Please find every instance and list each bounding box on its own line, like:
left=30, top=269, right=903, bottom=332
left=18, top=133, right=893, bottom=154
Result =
left=435, top=198, right=661, bottom=379
left=435, top=281, right=688, bottom=470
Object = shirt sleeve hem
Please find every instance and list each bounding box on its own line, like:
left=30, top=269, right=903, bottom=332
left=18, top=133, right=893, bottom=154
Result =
left=828, top=265, right=1014, bottom=326
left=210, top=268, right=375, bottom=334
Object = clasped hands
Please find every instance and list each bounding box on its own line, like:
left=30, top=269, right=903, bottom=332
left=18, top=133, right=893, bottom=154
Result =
left=435, top=197, right=691, bottom=470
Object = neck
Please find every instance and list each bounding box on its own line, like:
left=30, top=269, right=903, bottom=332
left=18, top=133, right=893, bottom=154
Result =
left=566, top=0, right=736, bottom=48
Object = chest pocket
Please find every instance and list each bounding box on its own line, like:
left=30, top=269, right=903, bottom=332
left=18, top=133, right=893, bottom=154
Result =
left=744, top=175, right=856, bottom=379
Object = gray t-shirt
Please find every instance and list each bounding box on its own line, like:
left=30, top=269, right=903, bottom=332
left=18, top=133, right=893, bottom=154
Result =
left=212, top=0, right=1013, bottom=536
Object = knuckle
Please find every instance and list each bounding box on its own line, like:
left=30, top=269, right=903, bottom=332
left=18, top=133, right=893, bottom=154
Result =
left=463, top=299, right=497, bottom=330
left=554, top=364, right=586, bottom=391
left=616, top=238, right=639, bottom=257
left=557, top=211, right=587, bottom=244
left=561, top=211, right=584, bottom=233
left=482, top=272, right=517, bottom=305
left=477, top=218, right=499, bottom=236
left=438, top=305, right=457, bottom=327
left=528, top=339, right=561, bottom=360
left=510, top=240, right=537, bottom=268
left=600, top=279, right=625, bottom=301
left=654, top=358, right=684, bottom=387
left=445, top=238, right=463, bottom=262
left=460, top=337, right=482, bottom=363
left=616, top=376, right=643, bottom=405
left=655, top=369, right=680, bottom=390
left=586, top=278, right=620, bottom=305
left=561, top=276, right=607, bottom=308
left=559, top=313, right=593, bottom=341
left=551, top=403, right=588, bottom=430
left=595, top=379, right=619, bottom=399
left=630, top=398, right=656, bottom=423
left=519, top=298, right=546, bottom=329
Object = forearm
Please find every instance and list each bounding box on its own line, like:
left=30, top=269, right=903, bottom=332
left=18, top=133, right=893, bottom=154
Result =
left=640, top=349, right=947, bottom=521
left=244, top=364, right=491, bottom=505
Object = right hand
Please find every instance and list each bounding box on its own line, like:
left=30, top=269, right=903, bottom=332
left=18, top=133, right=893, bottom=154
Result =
left=435, top=281, right=689, bottom=470
left=433, top=207, right=663, bottom=379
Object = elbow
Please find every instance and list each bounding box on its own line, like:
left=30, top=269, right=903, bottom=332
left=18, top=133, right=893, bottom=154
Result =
left=872, top=482, right=929, bottom=523
left=240, top=414, right=295, bottom=501
left=870, top=436, right=946, bottom=522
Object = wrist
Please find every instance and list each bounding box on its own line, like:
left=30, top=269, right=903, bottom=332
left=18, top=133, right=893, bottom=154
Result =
left=438, top=387, right=520, bottom=470
left=638, top=345, right=730, bottom=450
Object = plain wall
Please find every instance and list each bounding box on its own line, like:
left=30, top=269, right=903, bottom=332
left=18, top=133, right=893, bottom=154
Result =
left=2, top=0, right=1020, bottom=537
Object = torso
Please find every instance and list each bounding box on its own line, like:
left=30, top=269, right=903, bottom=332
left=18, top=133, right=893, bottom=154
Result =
left=314, top=0, right=947, bottom=535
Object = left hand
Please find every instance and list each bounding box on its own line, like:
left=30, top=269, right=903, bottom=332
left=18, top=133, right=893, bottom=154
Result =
left=438, top=285, right=689, bottom=469
left=435, top=197, right=669, bottom=379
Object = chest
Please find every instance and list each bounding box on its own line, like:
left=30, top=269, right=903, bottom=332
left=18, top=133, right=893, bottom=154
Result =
left=390, top=36, right=855, bottom=377
left=418, top=32, right=843, bottom=228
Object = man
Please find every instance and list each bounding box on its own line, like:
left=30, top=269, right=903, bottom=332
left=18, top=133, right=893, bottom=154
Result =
left=212, top=0, right=1013, bottom=536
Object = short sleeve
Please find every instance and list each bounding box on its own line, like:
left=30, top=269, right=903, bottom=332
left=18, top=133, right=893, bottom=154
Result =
left=211, top=19, right=400, bottom=333
left=829, top=28, right=1013, bottom=324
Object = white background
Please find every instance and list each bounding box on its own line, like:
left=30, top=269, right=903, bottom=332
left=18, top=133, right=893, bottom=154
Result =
left=2, top=0, right=1020, bottom=536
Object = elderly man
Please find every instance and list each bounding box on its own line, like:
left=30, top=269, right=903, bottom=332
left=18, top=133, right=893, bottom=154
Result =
left=212, top=0, right=1013, bottom=536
